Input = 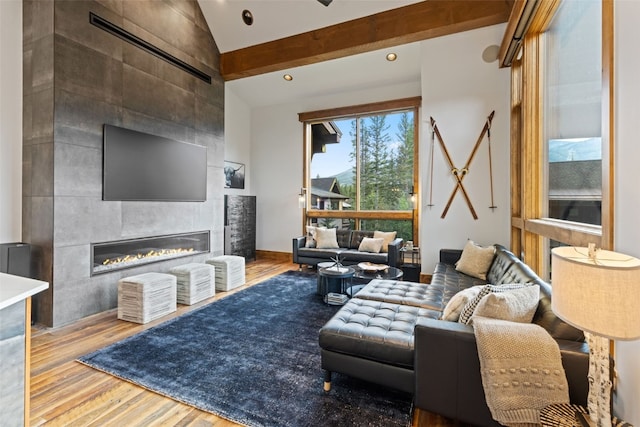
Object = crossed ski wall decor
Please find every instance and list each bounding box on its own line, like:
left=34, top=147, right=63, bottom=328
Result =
left=429, top=111, right=495, bottom=220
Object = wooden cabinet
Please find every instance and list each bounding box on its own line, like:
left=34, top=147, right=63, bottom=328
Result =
left=224, top=195, right=256, bottom=261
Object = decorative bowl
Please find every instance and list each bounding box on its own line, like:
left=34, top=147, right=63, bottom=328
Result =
left=357, top=262, right=388, bottom=272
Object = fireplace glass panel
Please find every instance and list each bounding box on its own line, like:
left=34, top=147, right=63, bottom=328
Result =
left=91, top=231, right=210, bottom=275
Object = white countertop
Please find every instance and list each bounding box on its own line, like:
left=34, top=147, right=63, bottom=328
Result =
left=0, top=272, right=49, bottom=310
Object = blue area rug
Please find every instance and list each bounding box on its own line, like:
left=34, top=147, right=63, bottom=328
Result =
left=78, top=270, right=412, bottom=426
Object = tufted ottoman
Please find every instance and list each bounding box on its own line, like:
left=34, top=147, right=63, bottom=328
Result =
left=206, top=255, right=245, bottom=291
left=319, top=297, right=441, bottom=393
left=169, top=263, right=215, bottom=305
left=354, top=279, right=452, bottom=311
left=117, top=272, right=177, bottom=324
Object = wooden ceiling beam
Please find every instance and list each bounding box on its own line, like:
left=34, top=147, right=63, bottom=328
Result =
left=220, top=0, right=514, bottom=81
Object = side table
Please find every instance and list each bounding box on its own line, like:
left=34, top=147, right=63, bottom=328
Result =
left=540, top=403, right=632, bottom=427
left=399, top=246, right=421, bottom=282
left=318, top=265, right=355, bottom=305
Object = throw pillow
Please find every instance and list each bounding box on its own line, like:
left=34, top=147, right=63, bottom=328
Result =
left=471, top=285, right=540, bottom=324
left=455, top=240, right=495, bottom=280
left=358, top=237, right=384, bottom=253
left=305, top=225, right=325, bottom=248
left=373, top=231, right=397, bottom=253
left=349, top=230, right=373, bottom=249
left=315, top=227, right=339, bottom=249
left=441, top=285, right=485, bottom=322
left=458, top=283, right=533, bottom=325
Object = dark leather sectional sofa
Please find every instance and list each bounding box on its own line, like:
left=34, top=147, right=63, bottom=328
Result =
left=293, top=229, right=403, bottom=268
left=319, top=244, right=590, bottom=426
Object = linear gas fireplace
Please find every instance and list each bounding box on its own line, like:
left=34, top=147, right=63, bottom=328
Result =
left=91, top=231, right=210, bottom=275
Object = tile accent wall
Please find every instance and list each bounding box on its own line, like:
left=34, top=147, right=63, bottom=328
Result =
left=23, top=0, right=225, bottom=327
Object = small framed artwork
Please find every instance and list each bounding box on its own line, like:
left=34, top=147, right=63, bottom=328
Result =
left=224, top=160, right=245, bottom=189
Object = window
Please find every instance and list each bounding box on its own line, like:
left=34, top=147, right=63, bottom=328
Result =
left=505, top=0, right=612, bottom=277
left=299, top=98, right=420, bottom=243
left=544, top=1, right=603, bottom=226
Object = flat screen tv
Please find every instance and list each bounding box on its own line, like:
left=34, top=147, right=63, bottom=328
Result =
left=103, top=124, right=207, bottom=202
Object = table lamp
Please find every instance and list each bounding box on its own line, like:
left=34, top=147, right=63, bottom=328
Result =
left=551, top=244, right=640, bottom=427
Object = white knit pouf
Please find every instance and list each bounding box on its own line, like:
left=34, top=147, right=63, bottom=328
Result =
left=169, top=263, right=215, bottom=305
left=117, top=272, right=177, bottom=324
left=206, top=255, right=245, bottom=291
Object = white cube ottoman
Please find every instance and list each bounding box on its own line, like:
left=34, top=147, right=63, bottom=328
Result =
left=117, top=272, right=177, bottom=324
left=169, top=263, right=215, bottom=305
left=206, top=255, right=245, bottom=291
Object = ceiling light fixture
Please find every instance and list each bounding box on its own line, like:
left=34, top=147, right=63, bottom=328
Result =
left=386, top=53, right=397, bottom=61
left=242, top=9, right=253, bottom=26
left=283, top=74, right=293, bottom=81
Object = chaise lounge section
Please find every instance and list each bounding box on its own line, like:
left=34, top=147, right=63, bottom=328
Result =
left=319, top=244, right=590, bottom=426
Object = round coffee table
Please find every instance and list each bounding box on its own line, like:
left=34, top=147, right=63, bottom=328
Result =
left=318, top=265, right=355, bottom=304
left=353, top=266, right=403, bottom=281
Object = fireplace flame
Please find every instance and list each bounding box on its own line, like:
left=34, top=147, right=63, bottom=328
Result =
left=102, top=247, right=195, bottom=266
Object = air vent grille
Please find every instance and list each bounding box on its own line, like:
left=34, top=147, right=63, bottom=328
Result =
left=89, top=12, right=212, bottom=84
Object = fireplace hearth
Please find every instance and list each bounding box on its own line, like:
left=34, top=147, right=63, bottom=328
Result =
left=91, top=231, right=210, bottom=275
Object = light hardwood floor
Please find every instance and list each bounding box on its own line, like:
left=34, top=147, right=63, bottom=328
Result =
left=30, top=257, right=467, bottom=426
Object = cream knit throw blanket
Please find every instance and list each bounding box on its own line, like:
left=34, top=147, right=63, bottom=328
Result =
left=473, top=317, right=570, bottom=426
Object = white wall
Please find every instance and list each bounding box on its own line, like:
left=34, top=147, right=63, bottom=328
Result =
left=224, top=87, right=252, bottom=195
left=0, top=0, right=22, bottom=243
left=613, top=0, right=640, bottom=422
left=420, top=25, right=511, bottom=272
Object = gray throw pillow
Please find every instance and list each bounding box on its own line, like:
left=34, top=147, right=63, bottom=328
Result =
left=455, top=240, right=495, bottom=280
left=471, top=285, right=540, bottom=324
left=315, top=227, right=339, bottom=249
left=458, top=283, right=533, bottom=325
left=305, top=225, right=325, bottom=248
left=358, top=237, right=384, bottom=253
left=441, top=285, right=485, bottom=322
left=373, top=231, right=397, bottom=253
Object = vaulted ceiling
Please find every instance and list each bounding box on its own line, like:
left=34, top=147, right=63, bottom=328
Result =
left=198, top=0, right=426, bottom=54
left=197, top=0, right=514, bottom=107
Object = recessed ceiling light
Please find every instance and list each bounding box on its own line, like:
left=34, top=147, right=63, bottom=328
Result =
left=283, top=74, right=293, bottom=81
left=242, top=10, right=253, bottom=26
left=386, top=53, right=397, bottom=61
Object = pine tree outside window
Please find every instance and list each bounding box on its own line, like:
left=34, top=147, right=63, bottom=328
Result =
left=299, top=98, right=420, bottom=243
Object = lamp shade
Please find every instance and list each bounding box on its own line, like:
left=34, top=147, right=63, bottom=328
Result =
left=551, top=246, right=640, bottom=340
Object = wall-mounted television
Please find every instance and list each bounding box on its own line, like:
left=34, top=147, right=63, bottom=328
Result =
left=103, top=124, right=207, bottom=202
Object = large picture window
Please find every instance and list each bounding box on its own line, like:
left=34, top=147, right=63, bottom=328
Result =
left=299, top=98, right=420, bottom=243
left=504, top=0, right=612, bottom=278
left=544, top=0, right=603, bottom=227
